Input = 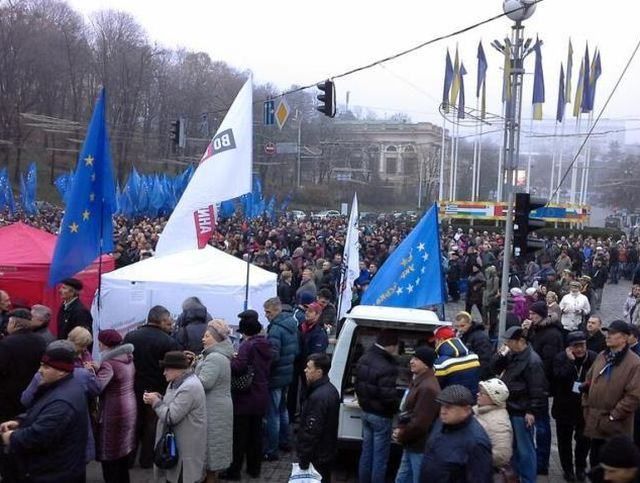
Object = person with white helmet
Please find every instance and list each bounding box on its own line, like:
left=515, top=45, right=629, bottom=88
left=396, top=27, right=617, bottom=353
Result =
left=474, top=378, right=513, bottom=475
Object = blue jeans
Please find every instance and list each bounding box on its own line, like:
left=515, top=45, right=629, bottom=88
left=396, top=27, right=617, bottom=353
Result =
left=359, top=412, right=392, bottom=483
left=395, top=449, right=422, bottom=483
left=264, top=387, right=289, bottom=456
left=511, top=415, right=537, bottom=483
left=535, top=409, right=551, bottom=474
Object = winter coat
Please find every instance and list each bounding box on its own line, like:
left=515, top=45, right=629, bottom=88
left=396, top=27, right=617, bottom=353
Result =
left=319, top=302, right=337, bottom=327
left=57, top=297, right=93, bottom=339
left=277, top=281, right=295, bottom=306
left=395, top=369, right=441, bottom=453
left=301, top=322, right=329, bottom=359
left=473, top=404, right=513, bottom=468
left=591, top=266, right=608, bottom=289
left=195, top=339, right=234, bottom=472
left=0, top=329, right=46, bottom=422
left=21, top=367, right=99, bottom=463
left=586, top=330, right=607, bottom=354
left=583, top=347, right=640, bottom=440
left=434, top=338, right=480, bottom=396
left=33, top=326, right=55, bottom=346
left=624, top=295, right=638, bottom=322
left=527, top=317, right=565, bottom=384
left=354, top=344, right=400, bottom=418
left=633, top=304, right=640, bottom=329
left=551, top=350, right=596, bottom=424
left=296, top=279, right=317, bottom=300
left=460, top=324, right=494, bottom=380
left=296, top=376, right=340, bottom=468
left=10, top=373, right=89, bottom=482
left=467, top=272, right=486, bottom=305
left=559, top=292, right=591, bottom=331
left=154, top=372, right=207, bottom=483
left=490, top=345, right=548, bottom=417
left=547, top=302, right=562, bottom=325
left=173, top=306, right=208, bottom=353
left=95, top=343, right=137, bottom=461
left=266, top=311, right=300, bottom=388
left=420, top=415, right=493, bottom=483
left=230, top=335, right=272, bottom=416
left=124, top=324, right=179, bottom=395
left=511, top=295, right=528, bottom=322
left=482, top=267, right=500, bottom=307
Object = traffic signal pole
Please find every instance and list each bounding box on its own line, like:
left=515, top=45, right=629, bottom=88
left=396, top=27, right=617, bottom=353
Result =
left=498, top=20, right=527, bottom=338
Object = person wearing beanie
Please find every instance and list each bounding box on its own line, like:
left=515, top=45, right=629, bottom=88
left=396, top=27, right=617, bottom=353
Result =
left=300, top=302, right=328, bottom=361
left=354, top=329, right=401, bottom=483
left=591, top=435, right=640, bottom=483
left=521, top=299, right=564, bottom=477
left=393, top=345, right=441, bottom=483
left=0, top=340, right=90, bottom=483
left=421, top=384, right=493, bottom=483
left=292, top=292, right=316, bottom=325
left=56, top=277, right=93, bottom=340
left=474, top=378, right=513, bottom=472
left=93, top=329, right=136, bottom=483
left=551, top=330, right=597, bottom=482
left=433, top=323, right=481, bottom=397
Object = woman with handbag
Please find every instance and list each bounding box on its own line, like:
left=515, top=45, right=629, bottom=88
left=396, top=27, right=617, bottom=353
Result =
left=143, top=351, right=207, bottom=483
left=221, top=310, right=272, bottom=480
left=195, top=320, right=234, bottom=483
left=92, top=329, right=137, bottom=483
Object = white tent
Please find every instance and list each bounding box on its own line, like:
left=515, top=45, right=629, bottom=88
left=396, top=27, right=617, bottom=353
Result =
left=92, top=246, right=277, bottom=335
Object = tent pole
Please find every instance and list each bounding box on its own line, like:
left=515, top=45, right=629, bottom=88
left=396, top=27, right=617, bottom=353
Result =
left=244, top=251, right=251, bottom=310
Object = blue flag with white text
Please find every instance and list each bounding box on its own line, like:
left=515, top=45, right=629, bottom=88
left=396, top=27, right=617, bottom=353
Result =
left=361, top=204, right=444, bottom=308
left=49, top=88, right=116, bottom=286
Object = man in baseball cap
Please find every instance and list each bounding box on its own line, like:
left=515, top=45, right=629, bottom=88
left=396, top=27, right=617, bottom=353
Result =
left=421, top=385, right=492, bottom=482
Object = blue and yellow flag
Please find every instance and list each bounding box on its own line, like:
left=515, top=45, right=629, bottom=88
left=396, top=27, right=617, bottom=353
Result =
left=49, top=88, right=116, bottom=286
left=442, top=49, right=454, bottom=112
left=565, top=39, right=573, bottom=104
left=532, top=39, right=545, bottom=121
left=361, top=204, right=444, bottom=308
left=477, top=41, right=488, bottom=118
left=581, top=44, right=591, bottom=114
left=585, top=50, right=602, bottom=112
left=573, top=59, right=584, bottom=118
left=556, top=64, right=566, bottom=123
left=457, top=62, right=467, bottom=119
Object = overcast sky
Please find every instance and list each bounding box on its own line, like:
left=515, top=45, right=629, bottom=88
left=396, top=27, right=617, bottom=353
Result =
left=68, top=0, right=640, bottom=143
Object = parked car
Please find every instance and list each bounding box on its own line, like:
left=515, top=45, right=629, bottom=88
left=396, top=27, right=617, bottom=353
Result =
left=288, top=210, right=307, bottom=220
left=312, top=210, right=341, bottom=220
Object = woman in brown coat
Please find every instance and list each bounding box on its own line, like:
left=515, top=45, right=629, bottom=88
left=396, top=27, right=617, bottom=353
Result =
left=393, top=346, right=441, bottom=483
left=93, top=330, right=137, bottom=483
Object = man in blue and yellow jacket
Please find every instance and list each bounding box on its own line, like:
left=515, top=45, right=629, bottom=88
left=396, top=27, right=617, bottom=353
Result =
left=433, top=326, right=480, bottom=399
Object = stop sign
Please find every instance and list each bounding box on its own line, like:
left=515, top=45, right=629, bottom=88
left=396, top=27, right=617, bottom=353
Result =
left=264, top=142, right=276, bottom=155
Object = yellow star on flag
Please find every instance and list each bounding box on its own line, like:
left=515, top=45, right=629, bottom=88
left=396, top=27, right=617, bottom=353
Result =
left=69, top=222, right=79, bottom=233
left=82, top=210, right=90, bottom=221
left=84, top=155, right=94, bottom=166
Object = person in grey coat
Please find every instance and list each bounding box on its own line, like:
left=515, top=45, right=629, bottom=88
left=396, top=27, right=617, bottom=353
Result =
left=144, top=351, right=207, bottom=483
left=195, top=320, right=234, bottom=483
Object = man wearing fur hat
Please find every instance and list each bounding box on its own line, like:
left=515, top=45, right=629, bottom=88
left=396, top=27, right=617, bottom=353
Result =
left=56, top=277, right=93, bottom=340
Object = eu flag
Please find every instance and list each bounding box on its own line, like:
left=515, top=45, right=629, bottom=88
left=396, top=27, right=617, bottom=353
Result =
left=48, top=88, right=116, bottom=286
left=361, top=204, right=444, bottom=308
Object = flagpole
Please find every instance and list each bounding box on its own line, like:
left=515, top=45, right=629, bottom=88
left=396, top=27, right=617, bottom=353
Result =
left=582, top=111, right=594, bottom=206
left=243, top=250, right=251, bottom=311
left=496, top=102, right=506, bottom=202
left=471, top=97, right=480, bottom=201
left=439, top=117, right=446, bottom=201
left=448, top=120, right=455, bottom=201
left=477, top=115, right=484, bottom=201
left=570, top=116, right=581, bottom=204
left=549, top=121, right=558, bottom=198
left=453, top=122, right=460, bottom=201
left=525, top=116, right=534, bottom=192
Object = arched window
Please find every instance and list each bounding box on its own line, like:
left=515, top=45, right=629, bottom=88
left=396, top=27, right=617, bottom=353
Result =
left=385, top=145, right=398, bottom=175
left=403, top=145, right=418, bottom=175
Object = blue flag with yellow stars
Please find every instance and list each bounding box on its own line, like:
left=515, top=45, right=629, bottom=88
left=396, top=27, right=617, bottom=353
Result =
left=361, top=204, right=444, bottom=308
left=49, top=88, right=116, bottom=286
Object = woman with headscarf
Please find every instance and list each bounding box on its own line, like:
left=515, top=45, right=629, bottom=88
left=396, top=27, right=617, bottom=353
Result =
left=93, top=329, right=137, bottom=483
left=195, top=320, right=234, bottom=483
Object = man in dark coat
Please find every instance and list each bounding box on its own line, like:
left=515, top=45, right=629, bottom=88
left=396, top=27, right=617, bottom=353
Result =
left=455, top=311, right=493, bottom=380
left=583, top=315, right=607, bottom=354
left=173, top=304, right=208, bottom=353
left=123, top=305, right=179, bottom=469
left=56, top=278, right=92, bottom=339
left=30, top=305, right=55, bottom=345
left=297, top=353, right=339, bottom=483
left=0, top=340, right=89, bottom=483
left=552, top=331, right=596, bottom=482
left=354, top=329, right=400, bottom=483
left=420, top=384, right=493, bottom=483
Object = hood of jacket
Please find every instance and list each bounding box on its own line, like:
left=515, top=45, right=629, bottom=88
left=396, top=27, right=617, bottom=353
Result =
left=435, top=337, right=470, bottom=358
left=99, top=343, right=134, bottom=363
left=206, top=338, right=235, bottom=360
left=181, top=306, right=207, bottom=326
left=485, top=265, right=497, bottom=277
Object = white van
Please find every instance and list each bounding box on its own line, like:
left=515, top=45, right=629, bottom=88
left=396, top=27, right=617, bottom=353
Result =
left=328, top=305, right=449, bottom=444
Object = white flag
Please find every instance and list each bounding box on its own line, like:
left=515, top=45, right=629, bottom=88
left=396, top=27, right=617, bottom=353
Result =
left=156, top=78, right=253, bottom=256
left=338, top=193, right=359, bottom=320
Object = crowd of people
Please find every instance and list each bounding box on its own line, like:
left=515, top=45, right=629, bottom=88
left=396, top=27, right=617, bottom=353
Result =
left=3, top=207, right=640, bottom=482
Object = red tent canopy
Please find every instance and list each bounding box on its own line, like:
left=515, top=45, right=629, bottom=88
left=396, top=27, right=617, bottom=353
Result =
left=0, top=222, right=115, bottom=335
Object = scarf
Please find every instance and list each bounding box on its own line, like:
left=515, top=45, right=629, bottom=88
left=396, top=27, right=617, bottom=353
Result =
left=602, top=345, right=629, bottom=380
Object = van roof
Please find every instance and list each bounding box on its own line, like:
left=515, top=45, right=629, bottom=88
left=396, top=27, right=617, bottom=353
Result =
left=347, top=304, right=448, bottom=326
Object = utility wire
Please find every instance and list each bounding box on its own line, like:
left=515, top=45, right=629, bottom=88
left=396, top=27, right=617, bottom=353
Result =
left=549, top=36, right=640, bottom=204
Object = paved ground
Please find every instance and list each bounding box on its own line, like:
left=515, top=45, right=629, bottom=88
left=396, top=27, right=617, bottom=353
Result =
left=86, top=280, right=632, bottom=482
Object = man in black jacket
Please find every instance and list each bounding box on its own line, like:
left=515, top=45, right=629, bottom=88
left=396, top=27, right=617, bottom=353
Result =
left=56, top=278, right=92, bottom=339
left=491, top=326, right=548, bottom=483
left=354, top=329, right=400, bottom=483
left=591, top=258, right=608, bottom=311
left=583, top=315, right=607, bottom=353
left=123, top=305, right=179, bottom=468
left=297, top=353, right=339, bottom=483
left=455, top=310, right=493, bottom=380
left=552, top=331, right=596, bottom=482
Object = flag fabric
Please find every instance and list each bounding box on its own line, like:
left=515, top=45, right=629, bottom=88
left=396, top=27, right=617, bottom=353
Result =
left=20, top=162, right=38, bottom=215
left=0, top=168, right=15, bottom=215
left=556, top=64, right=566, bottom=123
left=586, top=50, right=602, bottom=112
left=476, top=42, right=488, bottom=118
left=573, top=59, right=584, bottom=118
left=49, top=88, right=116, bottom=286
left=361, top=204, right=444, bottom=308
left=532, top=39, right=545, bottom=121
left=338, top=193, right=359, bottom=320
left=502, top=43, right=512, bottom=102
left=442, top=50, right=454, bottom=111
left=155, top=77, right=253, bottom=256
left=54, top=171, right=74, bottom=205
left=449, top=48, right=460, bottom=107
left=457, top=63, right=467, bottom=119
left=581, top=45, right=591, bottom=114
left=565, top=39, right=573, bottom=103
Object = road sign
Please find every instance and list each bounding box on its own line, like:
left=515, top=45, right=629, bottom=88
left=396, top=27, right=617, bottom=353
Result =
left=275, top=98, right=290, bottom=130
left=264, top=142, right=276, bottom=155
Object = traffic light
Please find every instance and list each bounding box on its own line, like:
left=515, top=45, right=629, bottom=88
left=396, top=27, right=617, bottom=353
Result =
left=513, top=192, right=546, bottom=259
left=316, top=80, right=336, bottom=118
left=169, top=119, right=181, bottom=146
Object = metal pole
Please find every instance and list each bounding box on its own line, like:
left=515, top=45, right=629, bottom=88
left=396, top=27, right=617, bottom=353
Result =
left=583, top=111, right=594, bottom=206
left=525, top=116, right=534, bottom=192
left=418, top=153, right=423, bottom=209
left=296, top=115, right=303, bottom=188
left=496, top=102, right=506, bottom=201
left=570, top=116, right=581, bottom=204
left=449, top=119, right=455, bottom=201
left=549, top=122, right=558, bottom=199
left=499, top=21, right=526, bottom=338
left=477, top=117, right=484, bottom=200
left=556, top=120, right=566, bottom=203
left=439, top=118, right=446, bottom=201
left=472, top=97, right=480, bottom=201
left=453, top=122, right=460, bottom=200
